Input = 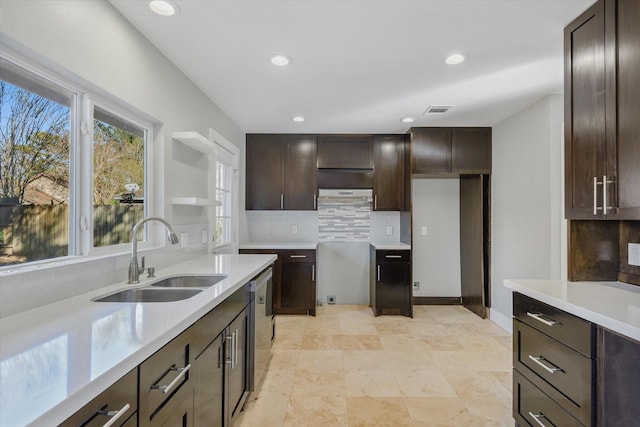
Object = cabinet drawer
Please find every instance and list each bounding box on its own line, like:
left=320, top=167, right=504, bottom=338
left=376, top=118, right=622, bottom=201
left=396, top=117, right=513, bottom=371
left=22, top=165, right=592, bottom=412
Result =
left=281, top=250, right=316, bottom=263
left=513, top=370, right=582, bottom=427
left=514, top=292, right=594, bottom=357
left=139, top=329, right=193, bottom=423
left=375, top=250, right=410, bottom=263
left=61, top=369, right=137, bottom=427
left=514, top=320, right=593, bottom=425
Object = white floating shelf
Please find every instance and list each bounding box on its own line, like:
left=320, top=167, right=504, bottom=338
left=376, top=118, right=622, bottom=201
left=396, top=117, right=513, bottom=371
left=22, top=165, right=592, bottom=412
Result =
left=172, top=131, right=212, bottom=154
left=172, top=197, right=217, bottom=206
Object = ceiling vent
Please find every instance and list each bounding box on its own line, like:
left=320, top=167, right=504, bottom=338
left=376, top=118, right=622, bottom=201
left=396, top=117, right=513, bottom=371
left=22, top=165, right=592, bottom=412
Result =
left=423, top=105, right=453, bottom=114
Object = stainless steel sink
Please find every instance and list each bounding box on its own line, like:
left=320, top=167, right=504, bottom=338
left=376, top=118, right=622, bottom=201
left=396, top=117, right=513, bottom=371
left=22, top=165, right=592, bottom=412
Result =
left=93, top=287, right=203, bottom=303
left=149, top=275, right=227, bottom=288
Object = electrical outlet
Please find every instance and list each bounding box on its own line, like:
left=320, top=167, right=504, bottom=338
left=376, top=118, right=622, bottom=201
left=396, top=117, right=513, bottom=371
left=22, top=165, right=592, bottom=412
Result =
left=292, top=224, right=298, bottom=234
left=421, top=226, right=427, bottom=236
left=413, top=281, right=420, bottom=290
left=386, top=226, right=393, bottom=235
left=629, top=243, right=640, bottom=266
left=327, top=295, right=336, bottom=304
left=180, top=232, right=189, bottom=249
left=201, top=230, right=208, bottom=244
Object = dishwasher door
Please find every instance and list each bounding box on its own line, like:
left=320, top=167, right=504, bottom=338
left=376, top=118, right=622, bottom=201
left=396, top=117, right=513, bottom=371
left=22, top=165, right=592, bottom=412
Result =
left=249, top=267, right=273, bottom=392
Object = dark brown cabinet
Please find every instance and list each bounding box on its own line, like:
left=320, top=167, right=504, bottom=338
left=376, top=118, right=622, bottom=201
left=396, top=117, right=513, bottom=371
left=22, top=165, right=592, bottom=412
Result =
left=369, top=247, right=412, bottom=317
left=410, top=127, right=491, bottom=176
left=317, top=135, right=373, bottom=169
left=373, top=135, right=405, bottom=211
left=565, top=0, right=640, bottom=220
left=246, top=134, right=317, bottom=210
left=240, top=248, right=316, bottom=316
left=61, top=369, right=138, bottom=427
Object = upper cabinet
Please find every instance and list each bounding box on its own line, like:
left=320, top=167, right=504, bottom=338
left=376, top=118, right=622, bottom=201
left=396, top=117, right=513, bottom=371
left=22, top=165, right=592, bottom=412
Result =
left=317, top=135, right=373, bottom=169
left=410, top=127, right=491, bottom=176
left=373, top=135, right=405, bottom=211
left=246, top=134, right=317, bottom=210
left=565, top=0, right=640, bottom=219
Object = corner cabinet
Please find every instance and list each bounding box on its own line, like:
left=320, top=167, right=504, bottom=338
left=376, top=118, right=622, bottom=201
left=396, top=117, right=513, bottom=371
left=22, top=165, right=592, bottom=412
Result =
left=410, top=127, right=491, bottom=176
left=245, top=134, right=317, bottom=210
left=369, top=247, right=412, bottom=317
left=564, top=0, right=640, bottom=220
left=373, top=135, right=405, bottom=211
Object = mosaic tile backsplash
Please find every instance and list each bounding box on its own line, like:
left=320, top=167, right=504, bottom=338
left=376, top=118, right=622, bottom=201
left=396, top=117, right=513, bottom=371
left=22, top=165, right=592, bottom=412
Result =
left=318, top=190, right=372, bottom=241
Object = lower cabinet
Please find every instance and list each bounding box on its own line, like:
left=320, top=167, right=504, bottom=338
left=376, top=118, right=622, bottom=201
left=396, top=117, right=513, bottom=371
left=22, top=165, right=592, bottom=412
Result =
left=240, top=249, right=316, bottom=316
left=369, top=247, right=412, bottom=317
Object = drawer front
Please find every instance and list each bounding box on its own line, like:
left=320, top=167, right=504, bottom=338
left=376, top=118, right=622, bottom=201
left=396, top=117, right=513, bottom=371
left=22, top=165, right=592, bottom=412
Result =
left=61, top=369, right=137, bottom=427
left=375, top=250, right=410, bottom=263
left=514, top=320, right=593, bottom=425
left=139, top=329, right=192, bottom=423
left=514, top=292, right=594, bottom=357
left=281, top=249, right=316, bottom=263
left=513, top=370, right=583, bottom=427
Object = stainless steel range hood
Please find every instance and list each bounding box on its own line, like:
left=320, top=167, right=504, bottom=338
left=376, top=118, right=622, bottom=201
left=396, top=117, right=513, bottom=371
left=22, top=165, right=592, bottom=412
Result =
left=317, top=188, right=373, bottom=202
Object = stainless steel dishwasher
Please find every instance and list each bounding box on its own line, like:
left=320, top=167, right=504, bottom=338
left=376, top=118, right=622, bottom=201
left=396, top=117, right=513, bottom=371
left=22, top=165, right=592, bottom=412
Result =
left=248, top=266, right=274, bottom=393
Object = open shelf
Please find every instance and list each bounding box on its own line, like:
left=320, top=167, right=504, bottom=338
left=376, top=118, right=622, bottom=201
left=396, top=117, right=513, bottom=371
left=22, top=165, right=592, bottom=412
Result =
left=172, top=131, right=212, bottom=154
left=171, top=197, right=217, bottom=206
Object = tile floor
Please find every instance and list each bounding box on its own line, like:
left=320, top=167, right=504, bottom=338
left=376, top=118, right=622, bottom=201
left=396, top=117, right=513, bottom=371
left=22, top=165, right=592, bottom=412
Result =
left=236, top=304, right=514, bottom=427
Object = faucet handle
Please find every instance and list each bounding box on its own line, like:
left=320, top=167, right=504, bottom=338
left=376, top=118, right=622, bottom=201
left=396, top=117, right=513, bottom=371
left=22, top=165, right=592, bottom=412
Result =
left=147, top=267, right=156, bottom=278
left=140, top=255, right=145, bottom=270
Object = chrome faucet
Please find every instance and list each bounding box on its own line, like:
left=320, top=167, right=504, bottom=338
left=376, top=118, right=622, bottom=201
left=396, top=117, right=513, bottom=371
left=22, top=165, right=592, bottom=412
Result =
left=128, top=217, right=180, bottom=284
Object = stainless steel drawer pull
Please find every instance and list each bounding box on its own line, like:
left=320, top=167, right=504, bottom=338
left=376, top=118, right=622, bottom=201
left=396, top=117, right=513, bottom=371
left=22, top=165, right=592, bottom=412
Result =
left=385, top=255, right=402, bottom=259
left=290, top=255, right=307, bottom=258
left=377, top=265, right=381, bottom=281
left=528, top=355, right=564, bottom=374
left=311, top=265, right=315, bottom=281
left=151, top=364, right=191, bottom=394
left=99, top=403, right=131, bottom=427
left=528, top=412, right=550, bottom=427
left=526, top=312, right=559, bottom=327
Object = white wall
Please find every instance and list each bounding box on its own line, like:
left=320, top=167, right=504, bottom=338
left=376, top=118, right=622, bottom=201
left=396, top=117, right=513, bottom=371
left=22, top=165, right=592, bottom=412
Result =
left=0, top=0, right=243, bottom=316
left=412, top=179, right=462, bottom=297
left=491, top=94, right=564, bottom=329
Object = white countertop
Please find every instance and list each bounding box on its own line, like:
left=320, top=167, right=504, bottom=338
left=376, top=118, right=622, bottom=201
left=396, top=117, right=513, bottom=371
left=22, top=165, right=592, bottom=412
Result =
left=240, top=242, right=318, bottom=250
left=370, top=242, right=411, bottom=250
left=504, top=279, right=640, bottom=341
left=0, top=253, right=277, bottom=427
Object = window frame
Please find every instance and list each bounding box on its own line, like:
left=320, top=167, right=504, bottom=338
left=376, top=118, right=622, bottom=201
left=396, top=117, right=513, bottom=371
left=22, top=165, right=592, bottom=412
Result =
left=0, top=46, right=161, bottom=272
left=209, top=128, right=239, bottom=253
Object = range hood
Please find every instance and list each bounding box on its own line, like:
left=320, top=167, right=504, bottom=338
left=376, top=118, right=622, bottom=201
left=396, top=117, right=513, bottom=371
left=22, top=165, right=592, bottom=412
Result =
left=317, top=169, right=373, bottom=189
left=317, top=188, right=373, bottom=202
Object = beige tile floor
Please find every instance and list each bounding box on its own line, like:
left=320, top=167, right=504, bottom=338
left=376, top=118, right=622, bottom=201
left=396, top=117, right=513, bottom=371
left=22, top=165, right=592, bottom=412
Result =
left=236, top=304, right=514, bottom=427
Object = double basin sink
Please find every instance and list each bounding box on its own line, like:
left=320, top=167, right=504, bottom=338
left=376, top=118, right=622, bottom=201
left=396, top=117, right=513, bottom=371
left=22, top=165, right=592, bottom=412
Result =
left=93, top=275, right=228, bottom=303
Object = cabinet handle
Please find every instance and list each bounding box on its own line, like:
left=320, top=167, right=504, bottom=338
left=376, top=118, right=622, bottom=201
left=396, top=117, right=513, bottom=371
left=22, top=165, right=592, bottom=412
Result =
left=528, top=355, right=564, bottom=374
left=385, top=255, right=402, bottom=259
left=377, top=265, right=381, bottom=281
left=281, top=194, right=284, bottom=210
left=290, top=255, right=307, bottom=258
left=593, top=176, right=598, bottom=215
left=225, top=333, right=233, bottom=365
left=374, top=195, right=378, bottom=210
left=233, top=329, right=239, bottom=368
left=311, top=265, right=315, bottom=281
left=526, top=312, right=559, bottom=327
left=151, top=364, right=191, bottom=394
left=603, top=175, right=616, bottom=213
left=313, top=194, right=317, bottom=210
left=528, top=412, right=550, bottom=427
left=99, top=403, right=131, bottom=427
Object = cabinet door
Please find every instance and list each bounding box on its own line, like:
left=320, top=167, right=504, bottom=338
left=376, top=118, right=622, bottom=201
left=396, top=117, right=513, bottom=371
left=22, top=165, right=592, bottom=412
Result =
left=452, top=128, right=491, bottom=174
left=150, top=388, right=194, bottom=427
left=373, top=135, right=405, bottom=211
left=194, top=334, right=223, bottom=427
left=246, top=134, right=284, bottom=210
left=410, top=127, right=452, bottom=175
left=375, top=262, right=411, bottom=317
left=281, top=261, right=316, bottom=313
left=317, top=135, right=373, bottom=169
left=227, top=308, right=249, bottom=424
left=610, top=0, right=640, bottom=219
left=564, top=1, right=607, bottom=219
left=284, top=135, right=317, bottom=210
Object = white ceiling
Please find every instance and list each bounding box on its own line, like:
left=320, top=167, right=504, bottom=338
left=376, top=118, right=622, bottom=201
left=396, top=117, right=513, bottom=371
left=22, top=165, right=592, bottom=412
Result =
left=110, top=0, right=592, bottom=134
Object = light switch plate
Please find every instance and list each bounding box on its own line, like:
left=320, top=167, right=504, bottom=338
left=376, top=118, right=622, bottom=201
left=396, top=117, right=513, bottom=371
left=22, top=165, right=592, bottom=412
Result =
left=180, top=232, right=189, bottom=249
left=292, top=224, right=298, bottom=234
left=386, top=226, right=393, bottom=235
left=629, top=243, right=640, bottom=266
left=201, top=230, right=208, bottom=244
left=421, top=226, right=427, bottom=236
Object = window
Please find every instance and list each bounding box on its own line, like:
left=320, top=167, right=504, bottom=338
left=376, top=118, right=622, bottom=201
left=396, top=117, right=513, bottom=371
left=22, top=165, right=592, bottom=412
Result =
left=0, top=54, right=152, bottom=268
left=210, top=129, right=239, bottom=252
left=214, top=159, right=232, bottom=247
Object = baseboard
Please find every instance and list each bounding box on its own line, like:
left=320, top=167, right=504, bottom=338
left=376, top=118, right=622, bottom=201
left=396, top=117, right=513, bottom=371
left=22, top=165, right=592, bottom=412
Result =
left=490, top=308, right=512, bottom=333
left=412, top=296, right=462, bottom=305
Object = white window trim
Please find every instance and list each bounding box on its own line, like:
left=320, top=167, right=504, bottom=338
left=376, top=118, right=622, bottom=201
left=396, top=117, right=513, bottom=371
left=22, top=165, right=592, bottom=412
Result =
left=0, top=43, right=164, bottom=273
left=209, top=128, right=239, bottom=253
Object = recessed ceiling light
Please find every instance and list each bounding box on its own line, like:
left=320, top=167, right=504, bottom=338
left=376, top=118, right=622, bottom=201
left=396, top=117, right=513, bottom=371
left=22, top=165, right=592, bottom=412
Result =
left=445, top=54, right=465, bottom=65
left=149, top=0, right=179, bottom=16
left=269, top=54, right=292, bottom=66
left=401, top=117, right=414, bottom=123
left=292, top=116, right=305, bottom=122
